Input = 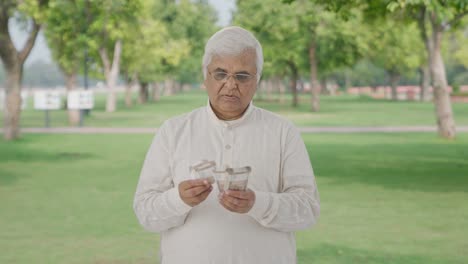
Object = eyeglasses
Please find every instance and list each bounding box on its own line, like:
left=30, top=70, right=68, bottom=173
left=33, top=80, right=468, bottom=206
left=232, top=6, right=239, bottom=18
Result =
left=209, top=71, right=256, bottom=84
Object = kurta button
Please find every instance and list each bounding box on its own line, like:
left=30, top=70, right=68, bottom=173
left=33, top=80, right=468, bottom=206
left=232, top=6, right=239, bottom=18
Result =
left=225, top=144, right=231, bottom=149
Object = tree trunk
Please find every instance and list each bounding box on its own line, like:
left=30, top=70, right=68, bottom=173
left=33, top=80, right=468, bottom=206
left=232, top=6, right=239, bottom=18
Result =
left=288, top=62, right=298, bottom=107
left=280, top=84, right=286, bottom=103
left=417, top=8, right=455, bottom=138
left=64, top=72, right=80, bottom=126
left=344, top=69, right=351, bottom=92
left=389, top=71, right=400, bottom=101
left=419, top=64, right=431, bottom=101
left=3, top=65, right=22, bottom=139
left=139, top=82, right=149, bottom=104
left=417, top=7, right=433, bottom=102
left=174, top=81, right=181, bottom=94
left=124, top=73, right=136, bottom=108
left=99, top=40, right=122, bottom=113
left=430, top=26, right=456, bottom=139
left=309, top=41, right=320, bottom=112
left=125, top=81, right=133, bottom=108
left=266, top=79, right=273, bottom=101
left=0, top=14, right=41, bottom=140
left=152, top=82, right=160, bottom=102
left=320, top=79, right=327, bottom=95
left=329, top=80, right=338, bottom=96
left=164, top=78, right=174, bottom=96
left=182, top=83, right=191, bottom=92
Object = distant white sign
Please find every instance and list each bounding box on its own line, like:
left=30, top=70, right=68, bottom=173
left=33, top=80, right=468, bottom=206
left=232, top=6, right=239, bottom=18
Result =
left=68, top=90, right=94, bottom=109
left=21, top=91, right=28, bottom=109
left=34, top=90, right=61, bottom=110
left=0, top=90, right=28, bottom=110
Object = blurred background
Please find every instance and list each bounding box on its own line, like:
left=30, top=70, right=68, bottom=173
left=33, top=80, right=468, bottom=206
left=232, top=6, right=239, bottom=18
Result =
left=1, top=0, right=467, bottom=263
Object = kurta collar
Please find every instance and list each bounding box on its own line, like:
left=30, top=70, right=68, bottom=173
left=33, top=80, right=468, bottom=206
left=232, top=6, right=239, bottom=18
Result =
left=206, top=100, right=254, bottom=128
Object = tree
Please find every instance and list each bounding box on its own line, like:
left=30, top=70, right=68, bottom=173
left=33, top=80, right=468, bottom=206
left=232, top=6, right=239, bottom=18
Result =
left=313, top=0, right=467, bottom=138
left=148, top=0, right=217, bottom=96
left=120, top=0, right=191, bottom=104
left=286, top=0, right=467, bottom=138
left=86, top=0, right=142, bottom=112
left=385, top=0, right=468, bottom=139
left=235, top=0, right=310, bottom=107
left=0, top=0, right=49, bottom=140
left=367, top=19, right=422, bottom=100
left=444, top=23, right=468, bottom=90
left=236, top=0, right=366, bottom=109
left=300, top=4, right=367, bottom=110
left=168, top=0, right=218, bottom=87
left=44, top=0, right=87, bottom=125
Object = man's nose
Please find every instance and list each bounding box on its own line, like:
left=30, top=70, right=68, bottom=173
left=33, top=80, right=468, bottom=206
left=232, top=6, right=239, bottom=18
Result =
left=224, top=75, right=238, bottom=89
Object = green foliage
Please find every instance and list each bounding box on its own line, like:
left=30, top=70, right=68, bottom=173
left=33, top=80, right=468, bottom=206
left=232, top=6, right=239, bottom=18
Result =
left=43, top=0, right=145, bottom=81
left=442, top=25, right=468, bottom=87
left=366, top=19, right=423, bottom=77
left=172, top=0, right=218, bottom=84
left=387, top=0, right=468, bottom=24
left=44, top=0, right=87, bottom=75
left=119, top=0, right=218, bottom=84
left=17, top=0, right=50, bottom=23
left=85, top=0, right=143, bottom=71
left=348, top=59, right=388, bottom=87
left=120, top=0, right=184, bottom=83
left=153, top=0, right=218, bottom=83
left=312, top=8, right=369, bottom=76
left=235, top=0, right=367, bottom=79
left=450, top=23, right=468, bottom=68
left=235, top=0, right=307, bottom=78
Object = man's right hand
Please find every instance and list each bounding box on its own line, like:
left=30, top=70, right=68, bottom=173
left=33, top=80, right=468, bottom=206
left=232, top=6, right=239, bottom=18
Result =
left=178, top=179, right=213, bottom=207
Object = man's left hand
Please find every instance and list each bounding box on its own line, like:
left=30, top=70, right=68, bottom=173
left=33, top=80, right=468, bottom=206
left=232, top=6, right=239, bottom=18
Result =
left=218, top=189, right=255, bottom=214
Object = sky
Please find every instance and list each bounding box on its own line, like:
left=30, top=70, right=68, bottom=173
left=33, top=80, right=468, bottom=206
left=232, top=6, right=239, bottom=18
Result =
left=9, top=0, right=235, bottom=66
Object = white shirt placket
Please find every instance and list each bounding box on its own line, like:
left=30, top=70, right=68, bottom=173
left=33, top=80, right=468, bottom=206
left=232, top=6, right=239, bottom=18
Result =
left=222, top=125, right=234, bottom=168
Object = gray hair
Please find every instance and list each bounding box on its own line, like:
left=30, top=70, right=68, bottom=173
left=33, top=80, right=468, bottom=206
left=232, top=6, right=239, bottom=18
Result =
left=202, top=26, right=263, bottom=83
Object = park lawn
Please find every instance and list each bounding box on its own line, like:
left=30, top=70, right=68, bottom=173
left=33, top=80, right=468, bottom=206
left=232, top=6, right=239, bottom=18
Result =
left=8, top=89, right=468, bottom=128
left=1, top=133, right=467, bottom=264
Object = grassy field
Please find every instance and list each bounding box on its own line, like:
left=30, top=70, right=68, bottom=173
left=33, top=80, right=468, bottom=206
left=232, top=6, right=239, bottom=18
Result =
left=6, top=89, right=468, bottom=128
left=1, top=133, right=467, bottom=264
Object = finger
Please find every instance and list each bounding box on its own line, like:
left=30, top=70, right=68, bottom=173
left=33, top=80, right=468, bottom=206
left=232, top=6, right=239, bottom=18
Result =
left=197, top=186, right=213, bottom=201
left=225, top=190, right=251, bottom=200
left=182, top=185, right=211, bottom=198
left=219, top=197, right=238, bottom=212
left=180, top=179, right=211, bottom=190
left=186, top=186, right=212, bottom=206
left=221, top=193, right=247, bottom=209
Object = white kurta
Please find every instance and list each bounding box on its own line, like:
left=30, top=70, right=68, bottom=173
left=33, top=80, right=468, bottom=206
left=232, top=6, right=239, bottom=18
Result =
left=133, top=103, right=320, bottom=264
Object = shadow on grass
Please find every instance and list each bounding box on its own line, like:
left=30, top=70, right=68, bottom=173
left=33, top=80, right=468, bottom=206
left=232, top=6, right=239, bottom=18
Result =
left=298, top=243, right=460, bottom=264
left=0, top=138, right=95, bottom=186
left=309, top=138, right=468, bottom=193
left=0, top=145, right=94, bottom=163
left=0, top=168, right=17, bottom=185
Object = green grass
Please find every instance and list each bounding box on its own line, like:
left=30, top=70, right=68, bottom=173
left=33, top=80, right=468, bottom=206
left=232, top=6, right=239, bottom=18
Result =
left=6, top=90, right=468, bottom=128
left=1, top=133, right=467, bottom=263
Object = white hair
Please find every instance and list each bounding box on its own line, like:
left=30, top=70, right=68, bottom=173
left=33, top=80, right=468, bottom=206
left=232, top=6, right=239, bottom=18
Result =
left=202, top=26, right=263, bottom=83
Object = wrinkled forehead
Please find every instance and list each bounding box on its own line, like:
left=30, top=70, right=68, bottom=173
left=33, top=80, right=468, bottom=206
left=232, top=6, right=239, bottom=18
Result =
left=208, top=49, right=257, bottom=72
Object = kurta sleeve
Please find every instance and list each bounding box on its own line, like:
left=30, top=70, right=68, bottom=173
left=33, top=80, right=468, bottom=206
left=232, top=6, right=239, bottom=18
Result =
left=133, top=123, right=192, bottom=233
left=247, top=126, right=320, bottom=232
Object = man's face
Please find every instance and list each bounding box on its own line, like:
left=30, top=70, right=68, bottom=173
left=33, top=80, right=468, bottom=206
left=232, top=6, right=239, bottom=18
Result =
left=204, top=49, right=257, bottom=120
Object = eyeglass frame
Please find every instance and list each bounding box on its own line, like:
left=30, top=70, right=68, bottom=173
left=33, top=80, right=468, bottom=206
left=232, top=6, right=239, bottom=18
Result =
left=208, top=70, right=257, bottom=84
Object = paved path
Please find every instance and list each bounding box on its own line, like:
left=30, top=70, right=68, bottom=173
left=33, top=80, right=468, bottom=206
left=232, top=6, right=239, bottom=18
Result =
left=13, top=126, right=468, bottom=134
